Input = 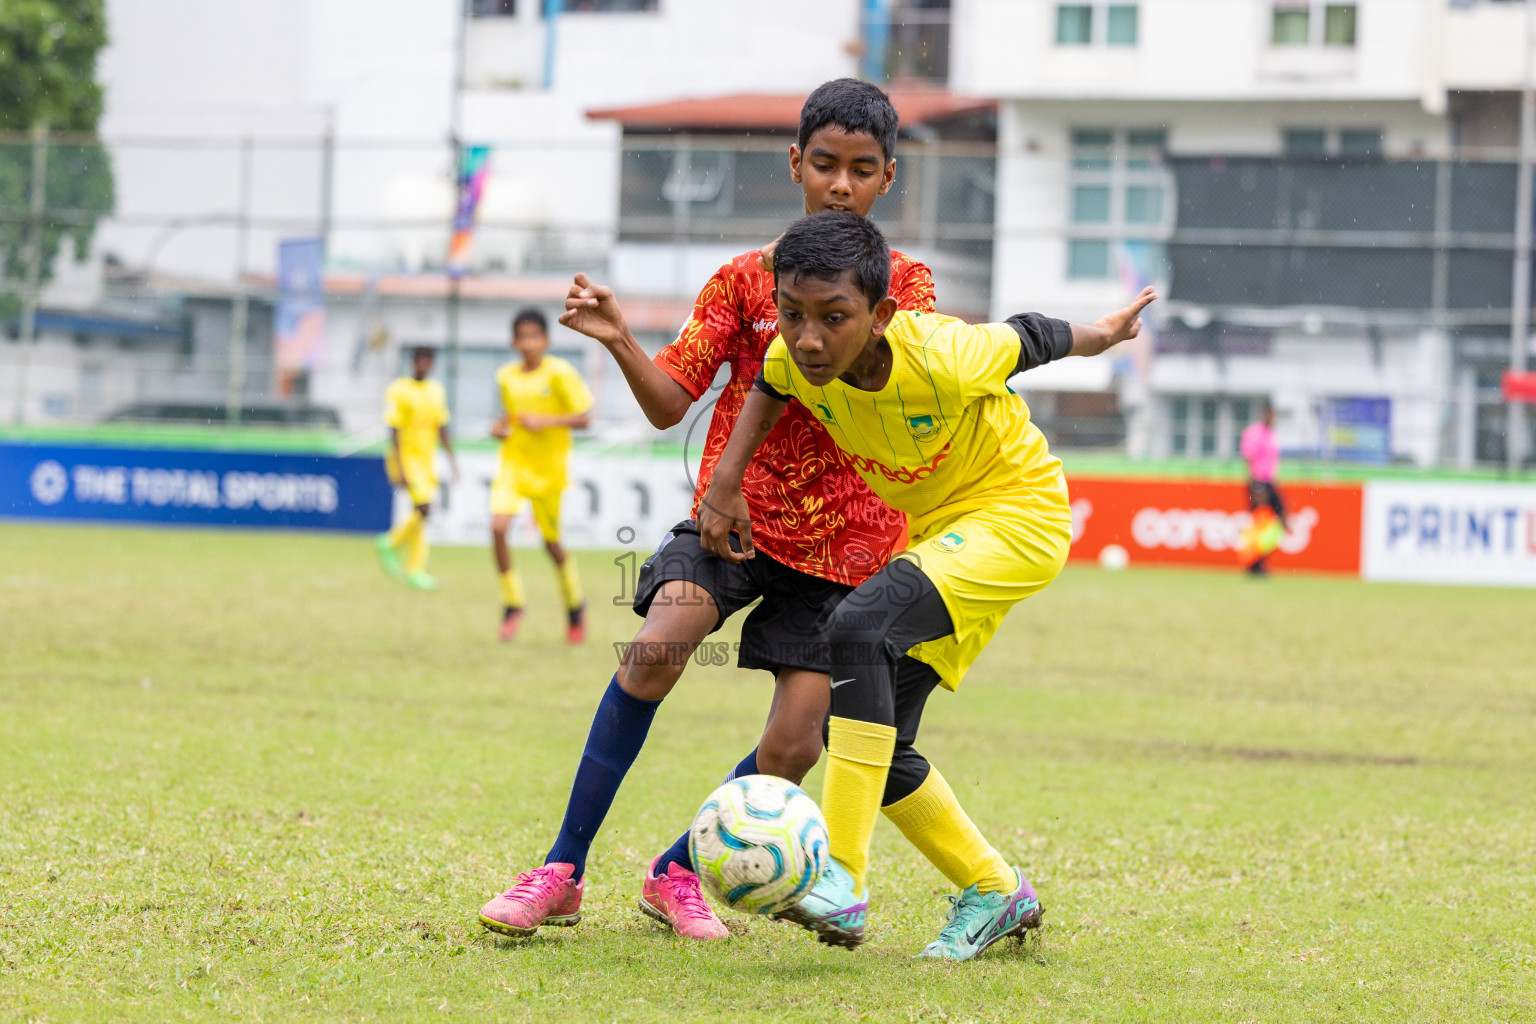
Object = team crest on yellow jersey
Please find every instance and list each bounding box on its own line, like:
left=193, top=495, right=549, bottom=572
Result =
left=908, top=414, right=938, bottom=442
left=935, top=530, right=966, bottom=552
left=815, top=402, right=836, bottom=424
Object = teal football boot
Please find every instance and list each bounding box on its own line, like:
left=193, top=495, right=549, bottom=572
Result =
left=917, top=867, right=1043, bottom=962
left=773, top=857, right=868, bottom=949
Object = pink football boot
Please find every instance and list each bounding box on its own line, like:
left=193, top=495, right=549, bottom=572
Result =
left=479, top=863, right=583, bottom=937
left=638, top=856, right=729, bottom=940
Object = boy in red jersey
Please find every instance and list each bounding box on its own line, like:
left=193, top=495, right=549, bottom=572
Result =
left=478, top=79, right=1029, bottom=945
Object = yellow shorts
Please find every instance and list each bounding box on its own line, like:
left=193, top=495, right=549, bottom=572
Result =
left=490, top=472, right=562, bottom=544
left=386, top=450, right=439, bottom=507
left=903, top=497, right=1072, bottom=691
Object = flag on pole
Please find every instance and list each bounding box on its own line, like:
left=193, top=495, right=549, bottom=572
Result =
left=1114, top=239, right=1158, bottom=379
left=274, top=237, right=326, bottom=376
left=447, top=145, right=491, bottom=277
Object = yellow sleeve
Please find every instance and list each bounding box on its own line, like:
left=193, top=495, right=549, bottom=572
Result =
left=383, top=382, right=407, bottom=429
left=495, top=366, right=513, bottom=416
left=553, top=360, right=594, bottom=415
left=948, top=320, right=1024, bottom=405
left=434, top=382, right=451, bottom=427
left=760, top=337, right=794, bottom=398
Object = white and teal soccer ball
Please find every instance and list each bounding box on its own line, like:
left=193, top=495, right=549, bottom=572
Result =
left=689, top=774, right=829, bottom=916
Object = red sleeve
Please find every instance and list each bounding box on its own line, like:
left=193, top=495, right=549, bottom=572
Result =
left=652, top=263, right=743, bottom=400
left=891, top=254, right=936, bottom=313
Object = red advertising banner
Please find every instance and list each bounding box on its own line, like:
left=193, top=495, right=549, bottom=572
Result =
left=1067, top=477, right=1364, bottom=574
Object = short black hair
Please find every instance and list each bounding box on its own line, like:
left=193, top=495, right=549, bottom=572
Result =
left=512, top=308, right=547, bottom=335
left=773, top=211, right=891, bottom=310
left=797, top=79, right=899, bottom=164
left=412, top=345, right=436, bottom=360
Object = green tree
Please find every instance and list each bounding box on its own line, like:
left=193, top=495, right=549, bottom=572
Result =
left=0, top=0, right=114, bottom=319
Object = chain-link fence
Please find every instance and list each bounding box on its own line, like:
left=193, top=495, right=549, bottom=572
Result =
left=1, top=129, right=1532, bottom=470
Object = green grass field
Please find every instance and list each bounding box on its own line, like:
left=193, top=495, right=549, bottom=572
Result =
left=2, top=523, right=1533, bottom=1023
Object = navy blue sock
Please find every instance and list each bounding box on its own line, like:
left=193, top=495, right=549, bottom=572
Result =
left=652, top=747, right=760, bottom=876
left=544, top=676, right=661, bottom=881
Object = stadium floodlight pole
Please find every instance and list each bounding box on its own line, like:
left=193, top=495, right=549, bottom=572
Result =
left=1511, top=1, right=1536, bottom=473
left=1510, top=0, right=1536, bottom=474
left=445, top=0, right=469, bottom=422
left=11, top=121, right=47, bottom=427
left=543, top=0, right=560, bottom=90
left=227, top=135, right=253, bottom=426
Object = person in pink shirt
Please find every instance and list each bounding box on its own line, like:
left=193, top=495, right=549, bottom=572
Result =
left=1239, top=404, right=1286, bottom=575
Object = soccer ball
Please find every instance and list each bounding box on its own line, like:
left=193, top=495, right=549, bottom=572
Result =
left=688, top=774, right=829, bottom=916
left=1099, top=543, right=1130, bottom=571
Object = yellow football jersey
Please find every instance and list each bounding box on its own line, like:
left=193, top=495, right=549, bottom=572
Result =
left=761, top=311, right=1073, bottom=691
left=383, top=376, right=449, bottom=461
left=495, top=355, right=593, bottom=496
left=759, top=310, right=1067, bottom=537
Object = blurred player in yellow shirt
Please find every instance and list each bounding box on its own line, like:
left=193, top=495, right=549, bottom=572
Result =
left=490, top=310, right=594, bottom=643
left=376, top=346, right=458, bottom=590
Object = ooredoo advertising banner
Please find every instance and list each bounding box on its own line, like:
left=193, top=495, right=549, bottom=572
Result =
left=1361, top=480, right=1536, bottom=587
left=0, top=443, right=392, bottom=533
left=1067, top=476, right=1364, bottom=574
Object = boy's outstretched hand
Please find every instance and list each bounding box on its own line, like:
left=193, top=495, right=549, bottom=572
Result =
left=1071, top=285, right=1158, bottom=358
left=559, top=273, right=629, bottom=349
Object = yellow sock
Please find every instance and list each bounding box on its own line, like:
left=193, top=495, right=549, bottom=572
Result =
left=882, top=767, right=1016, bottom=894
left=406, top=526, right=430, bottom=575
left=388, top=510, right=423, bottom=549
left=821, top=716, right=897, bottom=893
left=556, top=558, right=583, bottom=610
left=499, top=568, right=525, bottom=608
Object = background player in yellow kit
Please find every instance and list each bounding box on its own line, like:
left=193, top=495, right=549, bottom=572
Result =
left=700, top=211, right=1155, bottom=960
left=376, top=346, right=458, bottom=591
left=490, top=309, right=594, bottom=643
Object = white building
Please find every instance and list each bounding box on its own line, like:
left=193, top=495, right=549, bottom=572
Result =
left=952, top=0, right=1536, bottom=466
left=8, top=0, right=1535, bottom=469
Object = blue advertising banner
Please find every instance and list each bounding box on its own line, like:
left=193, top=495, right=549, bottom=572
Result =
left=0, top=444, right=392, bottom=533
left=1325, top=397, right=1392, bottom=463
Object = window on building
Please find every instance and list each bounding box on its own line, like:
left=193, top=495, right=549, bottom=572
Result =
left=1272, top=3, right=1310, bottom=43
left=1169, top=397, right=1190, bottom=455
left=1072, top=185, right=1112, bottom=223
left=562, top=0, right=659, bottom=11
left=1165, top=395, right=1267, bottom=459
left=1124, top=184, right=1162, bottom=223
left=1273, top=1, right=1355, bottom=46
left=1339, top=128, right=1382, bottom=156
left=1284, top=128, right=1328, bottom=156
left=1056, top=4, right=1093, bottom=44
left=1125, top=128, right=1165, bottom=168
left=1106, top=3, right=1138, bottom=45
left=1323, top=3, right=1356, bottom=44
left=1068, top=239, right=1111, bottom=279
left=470, top=0, right=516, bottom=14
left=1199, top=398, right=1220, bottom=456
left=1072, top=129, right=1114, bottom=170
left=1067, top=127, right=1169, bottom=281
left=1058, top=3, right=1138, bottom=46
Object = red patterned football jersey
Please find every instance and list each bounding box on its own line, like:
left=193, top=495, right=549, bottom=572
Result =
left=655, top=248, right=936, bottom=585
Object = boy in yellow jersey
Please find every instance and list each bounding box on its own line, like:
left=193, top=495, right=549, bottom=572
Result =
left=490, top=309, right=594, bottom=643
left=376, top=346, right=458, bottom=591
left=700, top=211, right=1155, bottom=959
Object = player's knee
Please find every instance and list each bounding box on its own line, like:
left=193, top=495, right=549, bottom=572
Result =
left=757, top=723, right=823, bottom=784
left=881, top=752, right=929, bottom=806
left=779, top=737, right=823, bottom=783
left=617, top=630, right=688, bottom=697
left=825, top=601, right=888, bottom=670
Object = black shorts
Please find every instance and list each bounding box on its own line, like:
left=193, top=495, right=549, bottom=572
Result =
left=633, top=520, right=852, bottom=675
left=1248, top=479, right=1286, bottom=519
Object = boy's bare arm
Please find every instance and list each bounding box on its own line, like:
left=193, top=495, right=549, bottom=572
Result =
left=697, top=388, right=788, bottom=564
left=559, top=273, right=692, bottom=429
left=1067, top=286, right=1157, bottom=358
